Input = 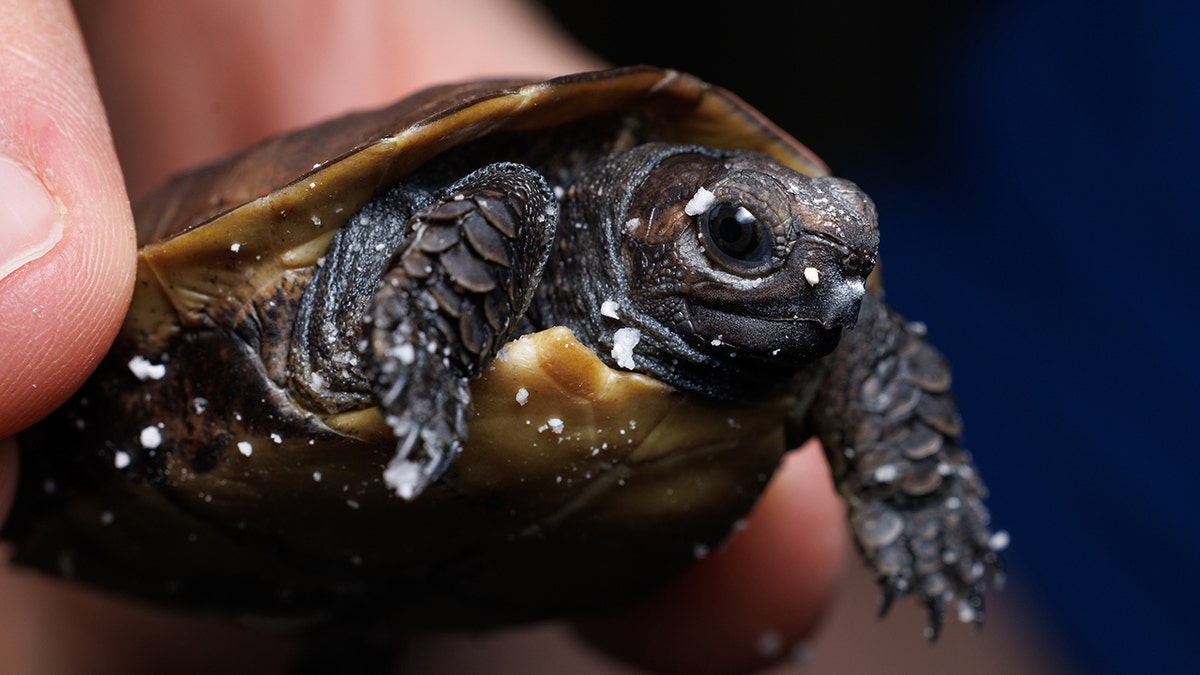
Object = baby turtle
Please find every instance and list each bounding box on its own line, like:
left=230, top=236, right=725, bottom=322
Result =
left=6, top=67, right=1002, bottom=638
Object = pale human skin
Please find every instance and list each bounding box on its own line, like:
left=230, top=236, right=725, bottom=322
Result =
left=0, top=1, right=846, bottom=673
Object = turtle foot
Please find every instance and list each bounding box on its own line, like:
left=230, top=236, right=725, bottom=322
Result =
left=850, top=462, right=1007, bottom=638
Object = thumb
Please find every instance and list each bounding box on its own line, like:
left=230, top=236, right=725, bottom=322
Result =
left=0, top=0, right=135, bottom=511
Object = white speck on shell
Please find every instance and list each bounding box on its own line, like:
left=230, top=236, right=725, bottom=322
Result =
left=600, top=300, right=620, bottom=319
left=113, top=450, right=131, bottom=469
left=684, top=186, right=716, bottom=216
left=127, top=355, right=166, bottom=381
left=611, top=327, right=641, bottom=370
left=804, top=266, right=821, bottom=286
left=313, top=471, right=322, bottom=482
left=230, top=243, right=241, bottom=253
left=515, top=387, right=529, bottom=406
left=139, top=426, right=162, bottom=449
left=270, top=433, right=283, bottom=444
left=237, top=441, right=253, bottom=457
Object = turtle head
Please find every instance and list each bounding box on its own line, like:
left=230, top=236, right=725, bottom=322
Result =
left=616, top=146, right=879, bottom=369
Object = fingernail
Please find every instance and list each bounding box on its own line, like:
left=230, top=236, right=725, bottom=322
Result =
left=0, top=156, right=63, bottom=282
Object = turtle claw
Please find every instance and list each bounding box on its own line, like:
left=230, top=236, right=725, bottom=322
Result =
left=380, top=400, right=465, bottom=500
left=924, top=594, right=945, bottom=640
left=866, top=481, right=1004, bottom=639
left=877, top=582, right=897, bottom=618
left=852, top=474, right=1002, bottom=637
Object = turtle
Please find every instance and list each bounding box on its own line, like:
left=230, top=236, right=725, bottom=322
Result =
left=5, top=66, right=1002, bottom=645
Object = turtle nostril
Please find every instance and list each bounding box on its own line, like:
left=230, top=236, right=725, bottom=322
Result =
left=844, top=250, right=877, bottom=278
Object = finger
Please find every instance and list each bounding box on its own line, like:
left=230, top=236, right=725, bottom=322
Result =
left=577, top=441, right=848, bottom=675
left=0, top=0, right=136, bottom=440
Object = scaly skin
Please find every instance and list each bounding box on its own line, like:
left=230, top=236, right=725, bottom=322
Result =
left=363, top=163, right=557, bottom=497
left=808, top=292, right=1003, bottom=636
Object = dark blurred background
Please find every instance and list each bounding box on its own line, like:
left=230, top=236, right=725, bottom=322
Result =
left=531, top=2, right=1199, bottom=674
left=541, top=1, right=968, bottom=173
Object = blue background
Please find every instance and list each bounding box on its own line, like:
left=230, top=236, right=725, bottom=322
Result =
left=863, top=4, right=1199, bottom=673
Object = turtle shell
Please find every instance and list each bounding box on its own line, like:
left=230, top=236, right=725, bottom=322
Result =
left=128, top=66, right=827, bottom=345
left=9, top=66, right=829, bottom=626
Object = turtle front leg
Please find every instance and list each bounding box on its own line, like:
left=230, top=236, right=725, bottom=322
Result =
left=804, top=292, right=1005, bottom=637
left=364, top=163, right=557, bottom=499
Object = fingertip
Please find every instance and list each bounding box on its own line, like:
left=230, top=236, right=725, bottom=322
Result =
left=0, top=0, right=136, bottom=437
left=578, top=441, right=848, bottom=674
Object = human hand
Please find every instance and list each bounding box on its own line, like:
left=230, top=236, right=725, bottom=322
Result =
left=0, top=1, right=846, bottom=673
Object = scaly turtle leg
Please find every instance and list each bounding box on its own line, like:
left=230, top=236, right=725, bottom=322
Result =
left=805, top=292, right=1005, bottom=637
left=363, top=163, right=557, bottom=499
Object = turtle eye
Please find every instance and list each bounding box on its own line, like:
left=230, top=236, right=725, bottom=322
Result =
left=700, top=203, right=770, bottom=269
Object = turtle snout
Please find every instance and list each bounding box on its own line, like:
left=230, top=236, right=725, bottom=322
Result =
left=811, top=272, right=868, bottom=329
left=790, top=175, right=878, bottom=329
left=786, top=241, right=870, bottom=330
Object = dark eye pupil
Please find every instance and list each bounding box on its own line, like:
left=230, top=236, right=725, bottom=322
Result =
left=717, top=217, right=746, bottom=246
left=705, top=203, right=765, bottom=261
